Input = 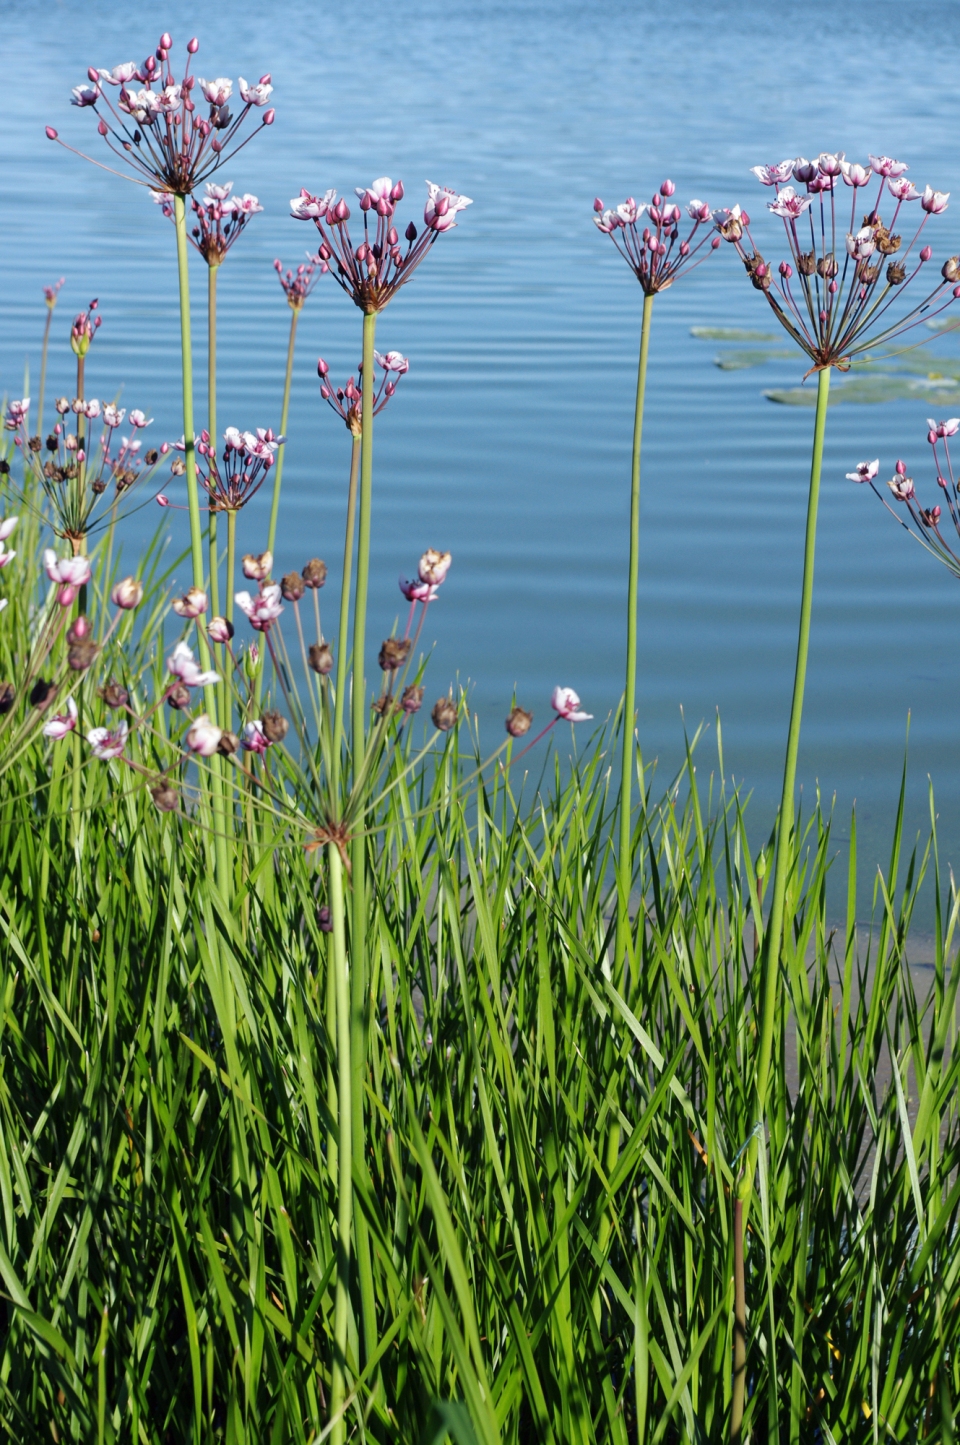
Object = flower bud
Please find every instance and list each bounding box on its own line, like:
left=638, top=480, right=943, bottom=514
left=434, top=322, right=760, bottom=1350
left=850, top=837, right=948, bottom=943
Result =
left=261, top=710, right=289, bottom=743
left=207, top=615, right=234, bottom=644
left=506, top=705, right=533, bottom=738
left=46, top=127, right=58, bottom=141
left=242, top=551, right=272, bottom=581
left=920, top=245, right=933, bottom=262
left=57, top=585, right=78, bottom=608
left=401, top=684, right=424, bottom=714
left=308, top=642, right=333, bottom=675
left=159, top=31, right=173, bottom=49
left=0, top=683, right=15, bottom=714
left=29, top=679, right=56, bottom=711
left=67, top=615, right=91, bottom=643
left=216, top=730, right=239, bottom=755
left=186, top=713, right=222, bottom=756
left=431, top=696, right=458, bottom=732
left=301, top=558, right=327, bottom=589
left=172, top=586, right=207, bottom=618
left=660, top=178, right=675, bottom=196
left=317, top=904, right=333, bottom=933
left=281, top=570, right=305, bottom=602
left=151, top=783, right=179, bottom=812
left=379, top=637, right=411, bottom=672
left=317, top=357, right=330, bottom=377
left=187, top=36, right=199, bottom=52
left=111, top=575, right=143, bottom=609
left=166, top=682, right=191, bottom=710
left=100, top=681, right=129, bottom=709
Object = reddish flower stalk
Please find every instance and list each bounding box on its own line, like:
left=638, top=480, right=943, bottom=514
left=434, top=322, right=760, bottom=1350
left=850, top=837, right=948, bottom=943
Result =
left=50, top=33, right=275, bottom=194
left=593, top=180, right=721, bottom=292
left=153, top=181, right=262, bottom=265
left=291, top=177, right=471, bottom=313
left=275, top=256, right=323, bottom=311
left=318, top=349, right=409, bottom=435
left=720, top=152, right=959, bottom=370
left=853, top=418, right=960, bottom=578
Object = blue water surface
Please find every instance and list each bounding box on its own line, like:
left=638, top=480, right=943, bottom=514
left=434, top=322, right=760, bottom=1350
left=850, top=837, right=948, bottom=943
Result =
left=3, top=0, right=960, bottom=905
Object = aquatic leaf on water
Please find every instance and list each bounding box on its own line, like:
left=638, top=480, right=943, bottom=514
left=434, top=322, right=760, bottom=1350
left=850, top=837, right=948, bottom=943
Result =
left=765, top=372, right=960, bottom=406
left=714, top=348, right=794, bottom=370
left=690, top=326, right=780, bottom=341
left=926, top=317, right=960, bottom=333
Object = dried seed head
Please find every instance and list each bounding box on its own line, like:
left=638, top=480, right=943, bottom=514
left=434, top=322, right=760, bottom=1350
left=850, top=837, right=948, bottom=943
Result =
left=379, top=637, right=411, bottom=672
left=797, top=250, right=817, bottom=276
left=301, top=558, right=327, bottom=589
left=0, top=683, right=15, bottom=714
left=943, top=255, right=960, bottom=283
left=68, top=638, right=98, bottom=672
left=100, top=681, right=129, bottom=709
left=261, top=709, right=289, bottom=743
left=308, top=642, right=333, bottom=675
left=886, top=261, right=907, bottom=286
left=372, top=693, right=400, bottom=717
left=431, top=695, right=458, bottom=732
left=151, top=783, right=179, bottom=812
left=167, top=682, right=192, bottom=710
left=216, top=730, right=239, bottom=755
left=29, top=679, right=57, bottom=710
left=816, top=252, right=838, bottom=280
left=242, top=550, right=273, bottom=582
left=506, top=705, right=533, bottom=738
left=401, top=684, right=424, bottom=714
left=281, top=570, right=305, bottom=602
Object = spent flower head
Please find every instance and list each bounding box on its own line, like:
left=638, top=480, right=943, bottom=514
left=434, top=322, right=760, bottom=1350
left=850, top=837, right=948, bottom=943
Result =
left=723, top=151, right=960, bottom=369
left=593, top=181, right=721, bottom=294
left=291, top=177, right=471, bottom=314
left=50, top=33, right=275, bottom=196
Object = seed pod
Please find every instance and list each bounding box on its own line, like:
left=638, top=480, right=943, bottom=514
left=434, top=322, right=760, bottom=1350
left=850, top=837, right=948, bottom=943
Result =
left=401, top=684, right=424, bottom=714
left=506, top=705, right=533, bottom=737
left=216, top=730, right=239, bottom=755
left=308, top=642, right=333, bottom=675
left=0, top=683, right=15, bottom=714
left=29, top=679, right=57, bottom=710
left=100, top=681, right=129, bottom=709
left=261, top=709, right=289, bottom=743
left=887, top=261, right=907, bottom=286
left=166, top=682, right=191, bottom=710
left=379, top=637, right=411, bottom=672
left=317, top=904, right=333, bottom=933
left=68, top=638, right=98, bottom=672
left=431, top=696, right=458, bottom=732
left=281, top=570, right=305, bottom=602
left=151, top=783, right=179, bottom=812
left=301, top=558, right=327, bottom=589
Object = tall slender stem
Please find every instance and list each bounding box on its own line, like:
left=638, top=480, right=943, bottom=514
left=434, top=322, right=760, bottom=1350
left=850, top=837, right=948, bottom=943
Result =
left=207, top=266, right=221, bottom=623
left=350, top=310, right=378, bottom=1373
left=173, top=196, right=208, bottom=608
left=616, top=293, right=654, bottom=977
left=332, top=439, right=361, bottom=798
left=266, top=307, right=300, bottom=559
left=328, top=841, right=353, bottom=1445
left=38, top=305, right=53, bottom=442
left=225, top=509, right=237, bottom=734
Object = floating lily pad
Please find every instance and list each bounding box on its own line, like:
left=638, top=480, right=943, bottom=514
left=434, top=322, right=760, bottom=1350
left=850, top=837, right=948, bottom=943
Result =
left=926, top=318, right=960, bottom=333
left=765, top=373, right=960, bottom=407
left=714, top=348, right=794, bottom=370
left=690, top=326, right=780, bottom=341
left=872, top=355, right=960, bottom=380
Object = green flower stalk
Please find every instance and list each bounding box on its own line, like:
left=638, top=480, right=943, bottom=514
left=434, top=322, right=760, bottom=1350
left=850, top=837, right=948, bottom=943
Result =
left=266, top=257, right=323, bottom=558
left=37, top=278, right=64, bottom=440
left=592, top=183, right=720, bottom=976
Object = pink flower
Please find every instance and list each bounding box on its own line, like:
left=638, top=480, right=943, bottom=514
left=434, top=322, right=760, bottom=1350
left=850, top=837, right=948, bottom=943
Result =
left=840, top=160, right=871, bottom=188
left=44, top=550, right=91, bottom=587
left=238, top=76, right=273, bottom=106
left=888, top=178, right=919, bottom=203
left=0, top=518, right=16, bottom=544
left=235, top=584, right=283, bottom=631
left=186, top=714, right=222, bottom=756
left=119, top=87, right=161, bottom=124
left=888, top=475, right=916, bottom=501
left=551, top=686, right=592, bottom=722
left=375, top=349, right=410, bottom=373
left=5, top=399, right=29, bottom=431
left=207, top=615, right=234, bottom=643
left=87, top=721, right=128, bottom=760
left=922, top=185, right=950, bottom=215
left=930, top=417, right=960, bottom=438
left=870, top=155, right=908, bottom=178
left=167, top=640, right=220, bottom=688
left=713, top=205, right=745, bottom=242
left=199, top=77, right=233, bottom=105
left=70, top=85, right=99, bottom=107
left=751, top=160, right=795, bottom=186
left=233, top=193, right=263, bottom=215
left=111, top=576, right=143, bottom=609
left=43, top=698, right=79, bottom=739
left=356, top=176, right=399, bottom=213
left=424, top=180, right=473, bottom=232
left=594, top=208, right=621, bottom=234
left=103, top=404, right=125, bottom=428
left=241, top=719, right=271, bottom=754
left=418, top=549, right=451, bottom=585
left=171, top=586, right=208, bottom=619
left=399, top=576, right=439, bottom=602
left=686, top=199, right=711, bottom=222
left=128, top=409, right=152, bottom=429
left=846, top=226, right=877, bottom=260
left=792, top=157, right=818, bottom=184
left=817, top=151, right=845, bottom=177
left=290, top=187, right=337, bottom=221
left=846, top=459, right=879, bottom=484
left=98, top=63, right=137, bottom=86
left=242, top=550, right=273, bottom=581
left=767, top=186, right=811, bottom=220
left=616, top=197, right=645, bottom=223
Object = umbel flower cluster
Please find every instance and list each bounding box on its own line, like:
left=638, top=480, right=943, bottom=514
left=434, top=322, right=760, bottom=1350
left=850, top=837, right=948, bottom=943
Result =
left=716, top=152, right=959, bottom=369
left=50, top=31, right=275, bottom=194
left=850, top=417, right=960, bottom=582
left=152, top=181, right=263, bottom=265
left=593, top=179, right=720, bottom=293
left=318, top=350, right=409, bottom=435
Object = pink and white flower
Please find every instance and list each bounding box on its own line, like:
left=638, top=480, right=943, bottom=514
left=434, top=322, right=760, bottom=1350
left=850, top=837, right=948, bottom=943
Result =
left=399, top=576, right=439, bottom=602
left=44, top=550, right=91, bottom=587
left=418, top=549, right=452, bottom=585
left=171, top=586, right=207, bottom=619
left=551, top=686, right=593, bottom=722
left=128, top=409, right=152, bottom=429
left=241, top=719, right=271, bottom=754
left=167, top=640, right=220, bottom=688
left=71, top=85, right=99, bottom=107
left=846, top=459, right=879, bottom=484
left=238, top=76, right=273, bottom=106
left=751, top=160, right=795, bottom=186
left=119, top=88, right=161, bottom=123
left=840, top=160, right=871, bottom=188
left=235, top=583, right=283, bottom=631
left=888, top=475, right=916, bottom=501
left=424, top=181, right=473, bottom=232
left=888, top=178, right=919, bottom=203
left=616, top=197, right=646, bottom=223
left=204, top=181, right=233, bottom=201
left=792, top=158, right=818, bottom=184
left=870, top=155, right=908, bottom=178
left=928, top=417, right=960, bottom=438
left=375, top=350, right=410, bottom=373
left=242, top=551, right=273, bottom=581
left=846, top=226, right=877, bottom=260
left=686, top=199, right=711, bottom=222
left=5, top=399, right=29, bottom=431
left=43, top=698, right=78, bottom=740
left=207, top=615, right=234, bottom=644
left=186, top=714, right=223, bottom=756
left=768, top=186, right=812, bottom=220
left=233, top=193, right=263, bottom=215
left=290, top=187, right=336, bottom=221
left=111, top=576, right=143, bottom=609
left=84, top=398, right=101, bottom=420
left=817, top=152, right=845, bottom=177
left=87, top=721, right=128, bottom=760
left=154, top=84, right=182, bottom=115
left=98, top=63, right=137, bottom=86
left=922, top=185, right=950, bottom=215
left=103, top=404, right=125, bottom=428
left=199, top=77, right=233, bottom=106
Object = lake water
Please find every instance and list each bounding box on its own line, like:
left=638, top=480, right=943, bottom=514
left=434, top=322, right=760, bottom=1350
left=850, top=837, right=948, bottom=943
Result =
left=4, top=0, right=960, bottom=909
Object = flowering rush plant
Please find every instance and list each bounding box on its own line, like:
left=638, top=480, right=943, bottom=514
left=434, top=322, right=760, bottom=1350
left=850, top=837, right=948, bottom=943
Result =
left=850, top=417, right=960, bottom=579
left=50, top=32, right=275, bottom=194
left=290, top=177, right=472, bottom=313
left=162, top=425, right=282, bottom=514
left=152, top=181, right=262, bottom=265
left=717, top=153, right=959, bottom=370
left=318, top=350, right=409, bottom=435
left=593, top=180, right=720, bottom=292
